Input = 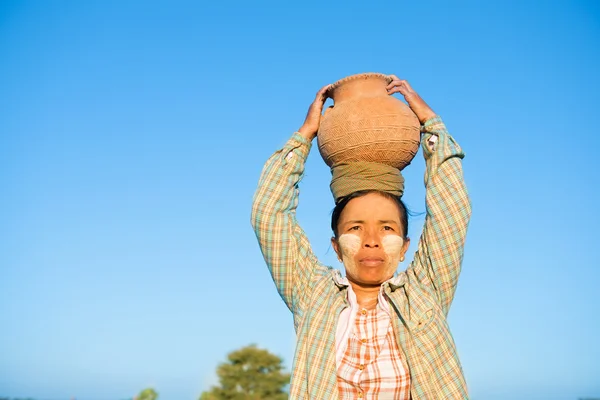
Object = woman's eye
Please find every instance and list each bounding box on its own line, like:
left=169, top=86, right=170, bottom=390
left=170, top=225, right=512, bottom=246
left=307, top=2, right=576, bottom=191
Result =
left=349, top=226, right=360, bottom=231
left=383, top=226, right=394, bottom=231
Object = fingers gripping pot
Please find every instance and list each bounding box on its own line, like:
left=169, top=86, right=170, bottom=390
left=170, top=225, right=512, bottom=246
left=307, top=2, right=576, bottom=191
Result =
left=317, top=73, right=421, bottom=202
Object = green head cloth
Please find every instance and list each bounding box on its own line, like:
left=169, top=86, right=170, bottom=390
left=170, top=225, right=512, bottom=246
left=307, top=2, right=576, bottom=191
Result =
left=330, top=161, right=405, bottom=203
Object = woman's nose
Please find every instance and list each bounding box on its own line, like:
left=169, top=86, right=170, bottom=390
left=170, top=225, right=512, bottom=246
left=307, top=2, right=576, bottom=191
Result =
left=363, top=231, right=380, bottom=248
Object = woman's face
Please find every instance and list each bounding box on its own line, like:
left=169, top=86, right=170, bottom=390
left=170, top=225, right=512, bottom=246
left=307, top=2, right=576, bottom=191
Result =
left=332, top=192, right=410, bottom=287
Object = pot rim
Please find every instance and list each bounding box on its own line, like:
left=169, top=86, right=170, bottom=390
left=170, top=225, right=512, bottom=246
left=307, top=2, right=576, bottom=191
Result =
left=327, top=72, right=393, bottom=95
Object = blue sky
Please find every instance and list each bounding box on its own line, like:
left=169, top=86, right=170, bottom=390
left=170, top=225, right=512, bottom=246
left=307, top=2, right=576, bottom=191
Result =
left=1, top=1, right=599, bottom=399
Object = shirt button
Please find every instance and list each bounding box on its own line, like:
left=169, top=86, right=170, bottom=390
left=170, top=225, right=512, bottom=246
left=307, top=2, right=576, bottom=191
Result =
left=358, top=364, right=364, bottom=370
left=358, top=391, right=363, bottom=398
left=360, top=309, right=367, bottom=315
left=361, top=338, right=367, bottom=344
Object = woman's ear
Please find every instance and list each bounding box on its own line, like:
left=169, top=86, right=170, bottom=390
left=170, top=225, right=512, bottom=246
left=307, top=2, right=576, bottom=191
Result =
left=401, top=237, right=411, bottom=259
left=331, top=237, right=342, bottom=262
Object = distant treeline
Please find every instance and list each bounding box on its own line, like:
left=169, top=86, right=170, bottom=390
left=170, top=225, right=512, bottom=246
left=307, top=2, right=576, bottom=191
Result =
left=0, top=398, right=133, bottom=400
left=0, top=398, right=35, bottom=400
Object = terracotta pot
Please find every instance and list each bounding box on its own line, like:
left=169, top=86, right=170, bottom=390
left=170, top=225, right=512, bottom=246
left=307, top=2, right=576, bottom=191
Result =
left=317, top=73, right=421, bottom=171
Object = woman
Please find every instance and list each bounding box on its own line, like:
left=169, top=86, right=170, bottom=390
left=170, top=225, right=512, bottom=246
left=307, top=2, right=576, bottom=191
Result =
left=251, top=76, right=472, bottom=399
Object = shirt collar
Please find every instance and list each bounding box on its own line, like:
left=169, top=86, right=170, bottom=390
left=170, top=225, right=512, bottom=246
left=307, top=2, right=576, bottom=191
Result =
left=332, top=269, right=407, bottom=290
left=331, top=270, right=407, bottom=316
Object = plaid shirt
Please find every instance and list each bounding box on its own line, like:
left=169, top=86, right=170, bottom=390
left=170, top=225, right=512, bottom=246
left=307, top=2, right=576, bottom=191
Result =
left=251, top=116, right=472, bottom=399
left=337, top=285, right=410, bottom=399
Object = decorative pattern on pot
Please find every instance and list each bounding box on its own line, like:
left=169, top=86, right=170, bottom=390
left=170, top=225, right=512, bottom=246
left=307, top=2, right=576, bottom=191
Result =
left=317, top=73, right=421, bottom=171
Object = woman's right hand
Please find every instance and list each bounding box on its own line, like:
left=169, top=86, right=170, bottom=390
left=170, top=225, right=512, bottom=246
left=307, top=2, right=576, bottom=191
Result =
left=386, top=76, right=436, bottom=123
left=297, top=84, right=332, bottom=141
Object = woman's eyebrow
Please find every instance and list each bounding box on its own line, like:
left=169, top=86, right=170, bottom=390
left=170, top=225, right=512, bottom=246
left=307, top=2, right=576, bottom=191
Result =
left=344, top=220, right=365, bottom=225
left=344, top=219, right=399, bottom=225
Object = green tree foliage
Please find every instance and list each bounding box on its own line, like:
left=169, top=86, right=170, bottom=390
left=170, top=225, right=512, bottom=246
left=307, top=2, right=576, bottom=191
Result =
left=0, top=398, right=34, bottom=400
left=199, top=345, right=291, bottom=400
left=136, top=387, right=158, bottom=400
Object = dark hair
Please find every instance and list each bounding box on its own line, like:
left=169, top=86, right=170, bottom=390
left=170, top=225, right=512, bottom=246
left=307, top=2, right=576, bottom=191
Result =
left=331, top=190, right=409, bottom=238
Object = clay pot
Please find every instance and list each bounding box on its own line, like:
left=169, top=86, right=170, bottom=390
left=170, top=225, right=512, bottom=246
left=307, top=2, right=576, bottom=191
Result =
left=317, top=73, right=421, bottom=171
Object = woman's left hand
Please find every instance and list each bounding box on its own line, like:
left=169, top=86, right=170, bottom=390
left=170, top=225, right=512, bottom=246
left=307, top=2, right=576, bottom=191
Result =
left=297, top=84, right=332, bottom=141
left=386, top=76, right=436, bottom=123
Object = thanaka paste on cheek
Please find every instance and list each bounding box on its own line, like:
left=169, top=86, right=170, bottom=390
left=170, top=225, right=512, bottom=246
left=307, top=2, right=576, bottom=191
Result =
left=338, top=233, right=360, bottom=257
left=338, top=233, right=405, bottom=283
left=382, top=235, right=404, bottom=255
left=382, top=235, right=404, bottom=268
left=337, top=234, right=361, bottom=273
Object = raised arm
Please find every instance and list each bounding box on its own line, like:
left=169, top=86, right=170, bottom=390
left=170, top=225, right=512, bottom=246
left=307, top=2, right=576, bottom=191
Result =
left=251, top=85, right=332, bottom=316
left=387, top=77, right=472, bottom=315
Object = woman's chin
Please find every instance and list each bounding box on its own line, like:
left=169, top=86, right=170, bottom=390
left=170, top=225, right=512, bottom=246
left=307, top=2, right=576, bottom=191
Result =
left=345, top=266, right=393, bottom=287
left=356, top=273, right=389, bottom=287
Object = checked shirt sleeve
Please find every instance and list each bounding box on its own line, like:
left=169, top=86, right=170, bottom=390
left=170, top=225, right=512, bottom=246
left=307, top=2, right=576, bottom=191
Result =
left=409, top=116, right=472, bottom=316
left=251, top=133, right=328, bottom=315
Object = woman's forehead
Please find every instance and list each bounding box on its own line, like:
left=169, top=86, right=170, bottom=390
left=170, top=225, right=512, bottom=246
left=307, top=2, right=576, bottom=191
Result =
left=340, top=193, right=402, bottom=221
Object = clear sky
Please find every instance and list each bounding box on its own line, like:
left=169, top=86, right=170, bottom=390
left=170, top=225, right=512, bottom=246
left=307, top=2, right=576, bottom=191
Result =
left=1, top=1, right=599, bottom=399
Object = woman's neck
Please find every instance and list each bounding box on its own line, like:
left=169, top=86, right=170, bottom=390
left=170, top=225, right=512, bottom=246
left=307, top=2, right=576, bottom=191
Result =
left=350, top=281, right=380, bottom=310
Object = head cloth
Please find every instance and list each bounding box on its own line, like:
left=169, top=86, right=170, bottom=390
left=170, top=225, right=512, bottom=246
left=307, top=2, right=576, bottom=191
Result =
left=330, top=161, right=404, bottom=203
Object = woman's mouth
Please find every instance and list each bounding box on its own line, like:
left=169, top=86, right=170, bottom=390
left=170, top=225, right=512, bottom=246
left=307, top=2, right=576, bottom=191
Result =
left=359, top=257, right=385, bottom=267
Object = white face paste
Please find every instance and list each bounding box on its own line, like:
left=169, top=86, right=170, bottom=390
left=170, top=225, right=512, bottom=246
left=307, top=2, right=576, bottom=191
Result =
left=337, top=233, right=405, bottom=281
left=382, top=235, right=405, bottom=270
left=338, top=234, right=361, bottom=275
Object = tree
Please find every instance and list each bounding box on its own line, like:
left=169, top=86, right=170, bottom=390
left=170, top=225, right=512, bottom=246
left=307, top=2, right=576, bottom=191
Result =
left=199, top=344, right=291, bottom=400
left=136, top=387, right=158, bottom=400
